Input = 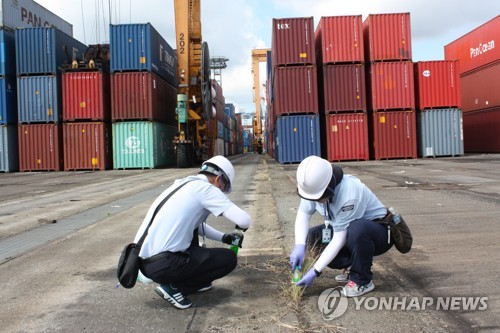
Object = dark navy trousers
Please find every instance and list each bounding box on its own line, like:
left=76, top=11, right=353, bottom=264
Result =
left=307, top=218, right=393, bottom=286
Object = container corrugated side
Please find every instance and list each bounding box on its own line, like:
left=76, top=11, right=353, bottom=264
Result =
left=417, top=108, right=463, bottom=157
left=0, top=76, right=17, bottom=124
left=460, top=60, right=500, bottom=113
left=0, top=124, right=18, bottom=172
left=321, top=64, right=366, bottom=112
left=368, top=61, right=415, bottom=111
left=414, top=60, right=461, bottom=110
left=463, top=107, right=500, bottom=153
left=15, top=27, right=86, bottom=75
left=272, top=17, right=315, bottom=66
left=62, top=72, right=110, bottom=121
left=110, top=23, right=177, bottom=86
left=17, top=75, right=61, bottom=123
left=275, top=115, right=320, bottom=164
left=63, top=122, right=112, bottom=170
left=363, top=13, right=412, bottom=61
left=0, top=0, right=72, bottom=35
left=18, top=123, right=62, bottom=171
left=445, top=15, right=500, bottom=75
left=370, top=111, right=417, bottom=160
left=0, top=28, right=16, bottom=76
left=112, top=121, right=176, bottom=169
left=315, top=15, right=364, bottom=64
left=323, top=113, right=369, bottom=161
left=273, top=66, right=319, bottom=118
left=111, top=72, right=177, bottom=125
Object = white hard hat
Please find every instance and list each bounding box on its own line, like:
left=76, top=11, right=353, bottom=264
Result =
left=296, top=156, right=332, bottom=200
left=201, top=155, right=235, bottom=193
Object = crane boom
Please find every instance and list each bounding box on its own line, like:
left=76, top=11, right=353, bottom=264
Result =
left=251, top=48, right=270, bottom=154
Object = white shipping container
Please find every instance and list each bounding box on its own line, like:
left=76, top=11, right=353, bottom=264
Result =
left=0, top=0, right=72, bottom=35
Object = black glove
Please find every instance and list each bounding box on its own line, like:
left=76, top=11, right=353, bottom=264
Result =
left=222, top=232, right=244, bottom=248
left=235, top=225, right=248, bottom=232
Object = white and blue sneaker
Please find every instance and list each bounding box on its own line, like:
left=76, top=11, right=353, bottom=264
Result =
left=155, top=284, right=192, bottom=309
left=341, top=280, right=375, bottom=297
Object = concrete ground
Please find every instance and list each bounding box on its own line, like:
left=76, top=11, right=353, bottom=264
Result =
left=0, top=153, right=499, bottom=332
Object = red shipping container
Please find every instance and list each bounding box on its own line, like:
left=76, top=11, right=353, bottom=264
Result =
left=363, top=13, right=412, bottom=61
left=18, top=124, right=62, bottom=171
left=323, top=113, right=369, bottom=161
left=444, top=15, right=500, bottom=75
left=368, top=61, right=415, bottom=111
left=322, top=64, right=366, bottom=112
left=62, top=72, right=111, bottom=121
left=273, top=66, right=319, bottom=118
left=460, top=60, right=500, bottom=112
left=414, top=60, right=461, bottom=110
left=272, top=17, right=316, bottom=66
left=370, top=111, right=417, bottom=160
left=111, top=72, right=177, bottom=125
left=315, top=15, right=364, bottom=64
left=463, top=107, right=500, bottom=153
left=63, top=122, right=112, bottom=170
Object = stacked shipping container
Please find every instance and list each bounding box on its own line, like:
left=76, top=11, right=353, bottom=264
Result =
left=15, top=27, right=87, bottom=171
left=316, top=15, right=369, bottom=161
left=109, top=23, right=177, bottom=169
left=445, top=15, right=500, bottom=152
left=363, top=13, right=417, bottom=160
left=271, top=17, right=321, bottom=164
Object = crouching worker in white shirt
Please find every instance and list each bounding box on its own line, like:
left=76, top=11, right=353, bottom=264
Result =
left=135, top=156, right=252, bottom=309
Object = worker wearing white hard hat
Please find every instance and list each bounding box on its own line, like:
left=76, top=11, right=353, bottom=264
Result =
left=290, top=155, right=392, bottom=297
left=135, top=155, right=251, bottom=309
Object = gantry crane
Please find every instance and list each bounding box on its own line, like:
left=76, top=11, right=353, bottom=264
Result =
left=251, top=48, right=270, bottom=154
left=173, top=0, right=212, bottom=167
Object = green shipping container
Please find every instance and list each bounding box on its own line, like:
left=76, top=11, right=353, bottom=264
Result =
left=112, top=121, right=176, bottom=169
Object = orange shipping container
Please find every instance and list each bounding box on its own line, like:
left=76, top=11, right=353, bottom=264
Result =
left=62, top=72, right=111, bottom=121
left=63, top=122, right=112, bottom=170
left=315, top=15, right=364, bottom=64
left=363, top=13, right=412, bottom=62
left=368, top=61, right=415, bottom=111
left=323, top=113, right=369, bottom=162
left=414, top=60, right=461, bottom=110
left=370, top=111, right=417, bottom=160
left=18, top=124, right=62, bottom=171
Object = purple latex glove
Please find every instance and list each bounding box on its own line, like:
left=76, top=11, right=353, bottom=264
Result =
left=296, top=268, right=317, bottom=287
left=289, top=244, right=306, bottom=270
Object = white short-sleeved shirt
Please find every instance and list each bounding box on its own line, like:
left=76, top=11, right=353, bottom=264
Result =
left=298, top=174, right=386, bottom=232
left=135, top=174, right=234, bottom=258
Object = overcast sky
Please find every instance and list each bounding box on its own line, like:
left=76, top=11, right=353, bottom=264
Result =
left=36, top=0, right=499, bottom=114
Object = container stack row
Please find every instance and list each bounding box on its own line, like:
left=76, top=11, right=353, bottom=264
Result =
left=270, top=17, right=321, bottom=164
left=445, top=15, right=500, bottom=153
left=15, top=27, right=87, bottom=171
left=109, top=23, right=178, bottom=169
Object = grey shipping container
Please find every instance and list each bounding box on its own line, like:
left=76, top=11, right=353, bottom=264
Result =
left=275, top=115, right=321, bottom=164
left=15, top=27, right=86, bottom=75
left=0, top=124, right=18, bottom=172
left=417, top=108, right=464, bottom=157
left=110, top=23, right=177, bottom=87
left=0, top=0, right=72, bottom=35
left=0, top=76, right=17, bottom=124
left=17, top=75, right=61, bottom=123
left=0, top=28, right=15, bottom=76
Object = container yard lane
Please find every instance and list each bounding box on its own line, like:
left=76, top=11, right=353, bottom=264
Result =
left=1, top=153, right=500, bottom=332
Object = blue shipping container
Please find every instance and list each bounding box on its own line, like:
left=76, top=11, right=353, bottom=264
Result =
left=0, top=29, right=16, bottom=76
left=15, top=27, right=87, bottom=75
left=275, top=115, right=321, bottom=164
left=0, top=76, right=17, bottom=124
left=110, top=23, right=177, bottom=87
left=0, top=124, right=18, bottom=172
left=17, top=75, right=61, bottom=123
left=417, top=108, right=464, bottom=157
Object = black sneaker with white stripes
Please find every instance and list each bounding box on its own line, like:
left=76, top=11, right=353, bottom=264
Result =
left=155, top=284, right=192, bottom=309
